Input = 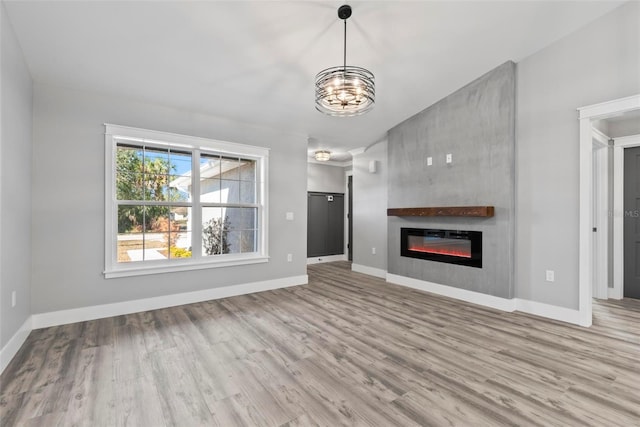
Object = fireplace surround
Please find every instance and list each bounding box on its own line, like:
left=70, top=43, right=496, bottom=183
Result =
left=401, top=228, right=482, bottom=268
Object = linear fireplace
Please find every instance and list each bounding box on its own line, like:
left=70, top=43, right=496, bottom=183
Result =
left=401, top=228, right=482, bottom=268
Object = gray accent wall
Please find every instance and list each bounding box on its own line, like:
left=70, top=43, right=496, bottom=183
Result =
left=1, top=3, right=33, bottom=349
left=31, top=84, right=307, bottom=314
left=353, top=140, right=388, bottom=272
left=516, top=1, right=640, bottom=309
left=388, top=62, right=515, bottom=298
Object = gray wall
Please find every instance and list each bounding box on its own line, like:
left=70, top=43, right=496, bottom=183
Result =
left=516, top=1, right=640, bottom=309
left=307, top=162, right=346, bottom=194
left=1, top=3, right=33, bottom=349
left=388, top=62, right=515, bottom=298
left=352, top=140, right=388, bottom=272
left=31, top=84, right=307, bottom=314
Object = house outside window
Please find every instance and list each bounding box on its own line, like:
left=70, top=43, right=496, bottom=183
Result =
left=104, top=124, right=269, bottom=278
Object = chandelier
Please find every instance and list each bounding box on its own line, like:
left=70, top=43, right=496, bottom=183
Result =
left=315, top=5, right=375, bottom=117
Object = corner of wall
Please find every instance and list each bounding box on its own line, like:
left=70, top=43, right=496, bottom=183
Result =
left=1, top=1, right=34, bottom=353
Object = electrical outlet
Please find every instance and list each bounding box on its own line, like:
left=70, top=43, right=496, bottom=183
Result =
left=285, top=212, right=294, bottom=221
left=372, top=247, right=376, bottom=255
left=545, top=270, right=555, bottom=282
left=11, top=291, right=16, bottom=308
left=287, top=254, right=292, bottom=262
left=446, top=153, right=453, bottom=164
left=427, top=156, right=433, bottom=166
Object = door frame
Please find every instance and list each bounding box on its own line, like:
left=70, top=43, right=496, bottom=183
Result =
left=578, top=94, right=640, bottom=326
left=592, top=128, right=609, bottom=300
left=345, top=170, right=353, bottom=261
left=612, top=134, right=640, bottom=299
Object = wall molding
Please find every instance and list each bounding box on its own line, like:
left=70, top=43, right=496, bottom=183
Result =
left=352, top=263, right=387, bottom=279
left=387, top=274, right=517, bottom=312
left=306, top=255, right=347, bottom=265
left=31, top=275, right=308, bottom=330
left=386, top=273, right=584, bottom=326
left=514, top=299, right=582, bottom=326
left=1, top=316, right=32, bottom=374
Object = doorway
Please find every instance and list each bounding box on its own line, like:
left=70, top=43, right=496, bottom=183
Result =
left=307, top=192, right=345, bottom=258
left=623, top=146, right=640, bottom=298
left=579, top=94, right=640, bottom=326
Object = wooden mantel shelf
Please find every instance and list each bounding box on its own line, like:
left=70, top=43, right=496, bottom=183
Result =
left=387, top=206, right=495, bottom=218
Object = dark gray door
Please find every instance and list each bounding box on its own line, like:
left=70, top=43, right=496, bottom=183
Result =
left=307, top=192, right=345, bottom=258
left=624, top=146, right=640, bottom=299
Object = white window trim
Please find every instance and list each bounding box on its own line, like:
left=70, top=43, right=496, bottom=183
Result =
left=104, top=124, right=269, bottom=279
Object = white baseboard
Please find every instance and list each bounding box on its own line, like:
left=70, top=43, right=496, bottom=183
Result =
left=31, top=274, right=308, bottom=330
left=387, top=273, right=517, bottom=312
left=351, top=263, right=387, bottom=279
left=607, top=286, right=623, bottom=300
left=386, top=273, right=585, bottom=326
left=1, top=316, right=32, bottom=374
left=307, top=255, right=346, bottom=265
left=514, top=299, right=582, bottom=325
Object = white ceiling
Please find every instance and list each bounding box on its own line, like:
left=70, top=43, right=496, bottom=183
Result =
left=4, top=1, right=625, bottom=161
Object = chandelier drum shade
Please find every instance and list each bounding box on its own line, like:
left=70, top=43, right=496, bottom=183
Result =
left=315, top=5, right=375, bottom=117
left=314, top=150, right=331, bottom=162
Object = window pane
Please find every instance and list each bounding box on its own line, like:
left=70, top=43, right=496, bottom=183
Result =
left=144, top=147, right=169, bottom=175
left=116, top=172, right=144, bottom=201
left=226, top=230, right=241, bottom=254
left=168, top=176, right=191, bottom=202
left=200, top=178, right=221, bottom=203
left=220, top=157, right=240, bottom=180
left=169, top=231, right=192, bottom=259
left=169, top=150, right=192, bottom=176
left=220, top=180, right=239, bottom=204
left=170, top=206, right=190, bottom=251
left=144, top=174, right=168, bottom=201
left=118, top=204, right=165, bottom=263
left=146, top=232, right=169, bottom=261
left=117, top=232, right=144, bottom=263
left=202, top=207, right=230, bottom=256
left=240, top=230, right=257, bottom=253
left=116, top=145, right=143, bottom=172
left=225, top=207, right=256, bottom=230
left=242, top=208, right=257, bottom=230
left=201, top=154, right=220, bottom=178
left=240, top=159, right=256, bottom=181
left=168, top=150, right=192, bottom=203
left=240, top=181, right=256, bottom=204
left=118, top=205, right=145, bottom=234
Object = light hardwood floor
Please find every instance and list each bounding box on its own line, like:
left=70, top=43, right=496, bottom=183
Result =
left=1, top=261, right=639, bottom=426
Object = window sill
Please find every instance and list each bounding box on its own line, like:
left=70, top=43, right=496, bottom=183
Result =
left=104, top=255, right=269, bottom=279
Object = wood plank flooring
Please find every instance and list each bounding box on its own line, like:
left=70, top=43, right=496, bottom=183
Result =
left=1, top=261, right=639, bottom=426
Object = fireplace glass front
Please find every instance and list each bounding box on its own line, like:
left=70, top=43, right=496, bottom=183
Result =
left=401, top=228, right=482, bottom=268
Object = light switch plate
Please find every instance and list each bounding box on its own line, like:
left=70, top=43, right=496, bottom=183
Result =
left=545, top=270, right=555, bottom=282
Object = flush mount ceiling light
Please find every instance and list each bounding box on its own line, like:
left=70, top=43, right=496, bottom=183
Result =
left=315, top=5, right=375, bottom=117
left=314, top=150, right=331, bottom=162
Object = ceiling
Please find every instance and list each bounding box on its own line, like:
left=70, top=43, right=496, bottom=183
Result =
left=4, top=1, right=625, bottom=162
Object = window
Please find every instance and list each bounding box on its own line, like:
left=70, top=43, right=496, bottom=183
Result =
left=105, top=124, right=268, bottom=278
